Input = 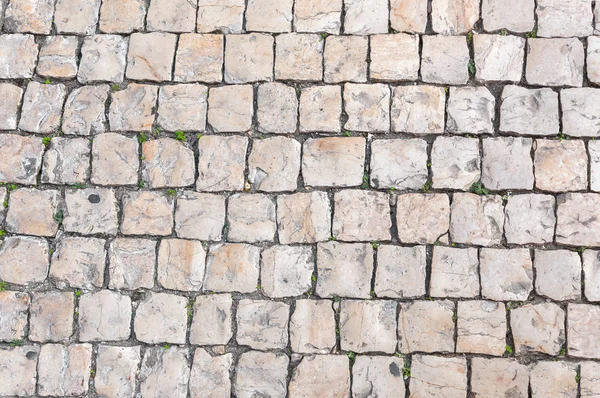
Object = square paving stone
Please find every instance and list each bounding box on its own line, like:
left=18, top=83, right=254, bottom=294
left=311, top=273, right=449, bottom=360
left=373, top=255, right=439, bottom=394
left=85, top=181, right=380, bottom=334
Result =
left=299, top=85, right=342, bottom=132
left=29, top=291, right=74, bottom=342
left=290, top=299, right=336, bottom=354
left=324, top=35, right=368, bottom=83
left=471, top=358, right=529, bottom=397
left=431, top=0, right=478, bottom=34
left=375, top=245, right=426, bottom=298
left=396, top=193, right=450, bottom=245
left=589, top=37, right=600, bottom=85
left=568, top=303, right=600, bottom=359
left=430, top=246, right=479, bottom=298
left=340, top=299, right=397, bottom=353
left=390, top=0, right=427, bottom=32
left=480, top=248, right=533, bottom=301
left=561, top=88, right=600, bottom=138
left=248, top=136, right=301, bottom=191
left=224, top=33, right=274, bottom=83
left=95, top=346, right=141, bottom=398
left=447, top=87, right=495, bottom=135
left=391, top=85, right=445, bottom=135
left=581, top=362, right=600, bottom=396
left=234, top=351, right=289, bottom=398
left=0, top=346, right=38, bottom=396
left=50, top=237, right=106, bottom=289
left=78, top=35, right=128, bottom=83
left=421, top=35, right=469, bottom=85
left=142, top=138, right=195, bottom=188
left=343, top=0, right=388, bottom=34
left=316, top=241, right=373, bottom=299
left=277, top=191, right=331, bottom=244
left=398, top=300, right=455, bottom=354
left=526, top=38, right=584, bottom=87
left=556, top=193, right=600, bottom=246
left=5, top=188, right=60, bottom=237
left=236, top=299, right=290, bottom=350
left=511, top=302, right=565, bottom=355
left=37, top=35, right=79, bottom=78
left=257, top=83, right=298, bottom=134
left=91, top=133, right=139, bottom=186
left=197, top=135, right=248, bottom=192
left=583, top=250, right=600, bottom=302
left=197, top=0, right=245, bottom=33
left=174, top=34, right=223, bottom=83
left=4, top=0, right=54, bottom=33
left=534, top=139, right=588, bottom=192
left=204, top=243, right=260, bottom=293
left=409, top=355, right=468, bottom=398
left=189, top=294, right=233, bottom=345
left=288, top=355, right=350, bottom=397
left=450, top=193, right=504, bottom=246
left=126, top=32, right=177, bottom=82
left=54, top=0, right=100, bottom=34
left=482, top=0, right=535, bottom=32
left=189, top=349, right=233, bottom=397
left=139, top=347, right=189, bottom=398
left=431, top=136, right=480, bottom=190
left=109, top=84, right=158, bottom=131
left=344, top=83, right=390, bottom=132
left=78, top=290, right=132, bottom=342
left=37, top=344, right=92, bottom=396
left=457, top=300, right=506, bottom=356
left=0, top=34, right=38, bottom=78
left=99, top=0, right=146, bottom=33
left=227, top=194, right=277, bottom=243
left=157, top=239, right=206, bottom=292
left=175, top=192, right=225, bottom=241
left=500, top=85, right=559, bottom=136
left=482, top=137, right=534, bottom=190
left=62, top=85, right=109, bottom=135
left=121, top=191, right=174, bottom=236
left=261, top=245, right=313, bottom=298
left=0, top=236, right=49, bottom=285
left=64, top=188, right=119, bottom=235
left=0, top=291, right=29, bottom=342
left=0, top=83, right=23, bottom=129
left=352, top=356, right=406, bottom=397
left=531, top=361, right=578, bottom=398
left=157, top=84, right=208, bottom=132
left=294, top=0, right=341, bottom=33
left=535, top=249, right=581, bottom=301
left=275, top=33, right=323, bottom=81
left=42, top=137, right=90, bottom=185
left=134, top=292, right=188, bottom=344
left=474, top=34, right=525, bottom=83
left=370, top=34, right=419, bottom=81
left=19, top=82, right=67, bottom=134
left=332, top=190, right=392, bottom=241
left=302, top=137, right=366, bottom=187
left=207, top=85, right=254, bottom=132
left=504, top=194, right=556, bottom=245
left=146, top=0, right=196, bottom=32
left=108, top=238, right=157, bottom=290
left=246, top=0, right=293, bottom=32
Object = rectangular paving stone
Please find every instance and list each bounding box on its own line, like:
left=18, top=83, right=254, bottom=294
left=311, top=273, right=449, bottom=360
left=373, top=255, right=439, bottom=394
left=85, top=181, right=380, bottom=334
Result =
left=108, top=238, right=157, bottom=290
left=431, top=136, right=480, bottom=190
left=245, top=0, right=293, bottom=32
left=190, top=294, right=233, bottom=345
left=288, top=355, right=349, bottom=397
left=275, top=33, right=323, bottom=81
left=457, top=300, right=506, bottom=356
left=410, top=355, right=467, bottom=398
left=260, top=245, right=313, bottom=298
left=134, top=292, right=188, bottom=344
left=340, top=299, right=397, bottom=353
left=38, top=344, right=92, bottom=396
left=139, top=347, right=189, bottom=398
left=430, top=246, right=479, bottom=298
left=78, top=290, right=132, bottom=342
left=63, top=188, right=119, bottom=235
left=589, top=37, right=600, bottom=85
left=398, top=300, right=455, bottom=354
left=0, top=83, right=23, bottom=129
left=299, top=85, right=342, bottom=132
left=78, top=35, right=128, bottom=83
left=91, top=133, right=139, bottom=186
left=332, top=189, right=392, bottom=241
left=302, top=137, right=366, bottom=187
left=421, top=35, right=469, bottom=85
left=0, top=236, right=49, bottom=285
left=175, top=191, right=225, bottom=241
left=109, top=84, right=158, bottom=131
left=324, top=35, right=368, bottom=83
left=369, top=34, right=420, bottom=81
left=5, top=188, right=60, bottom=237
left=50, top=237, right=106, bottom=289
left=121, top=191, right=174, bottom=236
left=390, top=0, right=427, bottom=33
left=352, top=356, right=405, bottom=397
left=236, top=299, right=289, bottom=350
left=37, top=36, right=79, bottom=78
left=504, top=194, right=556, bottom=245
left=95, top=346, right=141, bottom=398
left=431, top=0, right=479, bottom=34
left=174, top=34, right=223, bottom=83
left=482, top=0, right=535, bottom=32
left=62, top=85, right=110, bottom=135
left=500, top=85, right=559, bottom=136
left=204, top=243, right=260, bottom=293
left=343, top=0, right=388, bottom=34
left=482, top=137, right=534, bottom=190
left=147, top=0, right=197, bottom=32
left=536, top=0, right=593, bottom=37
left=471, top=358, right=529, bottom=397
left=0, top=346, right=38, bottom=396
left=344, top=83, right=390, bottom=132
left=189, top=349, right=233, bottom=398
left=531, top=362, right=578, bottom=398
left=0, top=291, right=29, bottom=342
left=511, top=302, right=565, bottom=355
left=197, top=135, right=248, bottom=191
left=19, top=82, right=67, bottom=134
left=526, top=38, right=584, bottom=87
left=450, top=193, right=504, bottom=246
left=561, top=88, right=600, bottom=137
left=447, top=86, right=495, bottom=135
left=556, top=193, right=600, bottom=246
left=391, top=85, right=445, bottom=135
left=197, top=0, right=245, bottom=33
left=534, top=139, right=588, bottom=192
left=141, top=138, right=195, bottom=188
left=480, top=248, right=533, bottom=301
left=294, top=0, right=341, bottom=33
left=224, top=34, right=274, bottom=83
left=568, top=303, right=600, bottom=359
left=316, top=241, right=373, bottom=298
left=535, top=249, right=581, bottom=301
left=99, top=0, right=146, bottom=33
left=583, top=250, right=600, bottom=302
left=157, top=84, right=208, bottom=131
left=396, top=193, right=450, bottom=245
left=256, top=83, right=298, bottom=134
left=126, top=33, right=177, bottom=82
left=227, top=194, right=276, bottom=243
left=54, top=0, right=100, bottom=34
left=235, top=351, right=289, bottom=398
left=207, top=85, right=254, bottom=132
left=157, top=239, right=206, bottom=291
left=375, top=245, right=426, bottom=298
left=4, top=0, right=54, bottom=33
left=290, top=299, right=336, bottom=354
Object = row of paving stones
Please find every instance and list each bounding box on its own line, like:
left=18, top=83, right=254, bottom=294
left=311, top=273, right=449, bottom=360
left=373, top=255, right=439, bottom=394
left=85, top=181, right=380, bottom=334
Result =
left=0, top=0, right=597, bottom=36
left=2, top=32, right=600, bottom=86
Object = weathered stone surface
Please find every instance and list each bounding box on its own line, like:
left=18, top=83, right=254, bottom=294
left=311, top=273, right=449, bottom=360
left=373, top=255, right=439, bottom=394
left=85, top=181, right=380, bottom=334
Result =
left=91, top=133, right=139, bottom=186
left=54, top=0, right=100, bottom=34
left=344, top=0, right=388, bottom=34
left=353, top=356, right=405, bottom=398
left=290, top=299, right=336, bottom=354
left=324, top=36, right=368, bottom=83
left=288, top=355, right=350, bottom=398
left=370, top=34, right=419, bottom=81
left=333, top=190, right=391, bottom=241
left=295, top=0, right=341, bottom=33
left=0, top=236, right=49, bottom=285
left=190, top=294, right=233, bottom=345
left=277, top=192, right=331, bottom=244
left=589, top=37, right=600, bottom=85
left=228, top=194, right=276, bottom=242
left=526, top=38, right=584, bottom=87
left=0, top=83, right=22, bottom=129
left=246, top=0, right=293, bottom=32
left=139, top=347, right=190, bottom=398
left=317, top=242, right=373, bottom=298
left=109, top=238, right=157, bottom=290
left=4, top=0, right=54, bottom=33
left=0, top=34, right=38, bottom=78
left=471, top=358, right=529, bottom=397
left=6, top=188, right=60, bottom=237
left=42, top=137, right=90, bottom=185
left=397, top=194, right=450, bottom=244
left=175, top=192, right=225, bottom=241
left=189, top=349, right=233, bottom=398
left=482, top=137, right=534, bottom=190
left=474, top=34, right=525, bottom=82
left=261, top=245, right=313, bottom=298
left=370, top=138, right=428, bottom=189
left=204, top=243, right=260, bottom=293
left=531, top=361, right=578, bottom=398
left=511, top=302, right=565, bottom=355
left=303, top=137, right=365, bottom=187
left=584, top=250, right=600, bottom=302
left=410, top=355, right=468, bottom=398
left=505, top=194, right=556, bottom=245
left=431, top=0, right=479, bottom=34
left=147, top=0, right=196, bottom=32
left=29, top=291, right=74, bottom=342
left=581, top=361, right=600, bottom=397
left=197, top=0, right=245, bottom=33
left=482, top=0, right=535, bottom=32
left=589, top=144, right=600, bottom=192
left=422, top=35, right=469, bottom=84
left=430, top=246, right=479, bottom=298
left=158, top=84, right=208, bottom=131
left=299, top=85, right=342, bottom=132
left=275, top=33, right=323, bottom=81
left=197, top=135, right=248, bottom=191
left=568, top=303, right=600, bottom=359
left=535, top=249, right=581, bottom=301
left=556, top=193, right=600, bottom=246
left=174, top=34, right=223, bottom=83
left=122, top=191, right=174, bottom=236
left=109, top=84, right=158, bottom=131
left=0, top=346, right=39, bottom=396
left=62, top=85, right=109, bottom=135
left=235, top=351, right=289, bottom=398
left=64, top=188, right=119, bottom=235
left=99, top=0, right=146, bottom=33
left=457, top=300, right=506, bottom=356
left=237, top=299, right=289, bottom=350
left=340, top=300, right=397, bottom=353
left=37, top=35, right=79, bottom=78
left=208, top=85, right=253, bottom=132
left=447, top=87, right=495, bottom=135
left=142, top=138, right=195, bottom=188
left=344, top=83, right=390, bottom=132
left=375, top=245, right=426, bottom=298
left=95, top=346, right=141, bottom=398
left=157, top=239, right=206, bottom=291
left=50, top=237, right=106, bottom=289
left=257, top=83, right=298, bottom=134
left=450, top=193, right=504, bottom=246
left=127, top=32, right=177, bottom=81
left=134, top=293, right=187, bottom=344
left=431, top=136, right=480, bottom=190
left=0, top=291, right=29, bottom=341
left=390, top=0, right=427, bottom=32
left=79, top=290, right=131, bottom=341
left=480, top=248, right=532, bottom=301
left=398, top=300, right=455, bottom=353
left=536, top=0, right=593, bottom=37
left=38, top=344, right=92, bottom=396
left=500, top=85, right=559, bottom=136
left=391, top=85, right=445, bottom=135
left=249, top=137, right=301, bottom=191
left=561, top=88, right=600, bottom=137
left=78, top=35, right=128, bottom=83
left=19, top=82, right=67, bottom=133
left=224, top=34, right=274, bottom=83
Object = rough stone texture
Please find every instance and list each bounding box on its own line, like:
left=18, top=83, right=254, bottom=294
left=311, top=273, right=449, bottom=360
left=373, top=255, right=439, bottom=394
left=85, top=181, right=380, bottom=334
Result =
left=431, top=0, right=479, bottom=34
left=511, top=302, right=565, bottom=355
left=139, top=347, right=190, bottom=398
left=526, top=38, right=584, bottom=87
left=175, top=192, right=225, bottom=241
left=228, top=194, right=276, bottom=242
left=147, top=0, right=196, bottom=32
left=95, top=346, right=141, bottom=398
left=370, top=138, right=428, bottom=189
left=556, top=193, right=600, bottom=246
left=535, top=249, right=581, bottom=301
left=482, top=137, right=534, bottom=190
left=474, top=34, right=525, bottom=83
left=584, top=250, right=600, bottom=302
left=375, top=245, right=426, bottom=298
left=207, top=85, right=253, bottom=132
left=589, top=37, right=600, bottom=85
left=480, top=248, right=533, bottom=301
left=568, top=303, right=600, bottom=359
left=78, top=35, right=128, bottom=83
left=317, top=241, right=373, bottom=299
left=174, top=34, right=223, bottom=83
left=431, top=136, right=480, bottom=190
left=277, top=191, right=331, bottom=244
left=37, top=344, right=92, bottom=396
left=5, top=188, right=60, bottom=237
left=235, top=351, right=289, bottom=398
left=157, top=239, right=206, bottom=291
left=530, top=361, right=578, bottom=398
left=344, top=83, right=390, bottom=132
left=447, top=87, right=495, bottom=135
left=248, top=137, right=301, bottom=191
left=396, top=194, right=450, bottom=244
left=457, top=300, right=506, bottom=356
left=63, top=188, right=119, bottom=235
left=288, top=355, right=350, bottom=398
left=0, top=34, right=38, bottom=78
left=245, top=0, right=293, bottom=32
left=37, top=36, right=79, bottom=78
left=189, top=349, right=233, bottom=398
left=236, top=300, right=289, bottom=350
left=0, top=236, right=49, bottom=285
left=257, top=83, right=298, bottom=134
left=197, top=135, right=248, bottom=192
left=471, top=358, right=529, bottom=398
left=62, top=85, right=109, bottom=135
left=121, top=191, right=174, bottom=236
left=398, top=300, right=455, bottom=354
left=290, top=299, right=336, bottom=354
left=224, top=34, right=274, bottom=83
left=78, top=290, right=132, bottom=342
left=54, top=0, right=100, bottom=34
left=197, top=0, right=245, bottom=33
left=370, top=34, right=419, bottom=81
left=0, top=291, right=29, bottom=341
left=504, top=194, right=556, bottom=245
left=294, top=0, right=341, bottom=33
left=299, top=85, right=342, bottom=132
left=536, top=0, right=593, bottom=37
left=390, top=0, right=427, bottom=33
left=500, top=85, right=560, bottom=136
left=127, top=33, right=177, bottom=82
left=29, top=291, right=73, bottom=342
left=561, top=88, right=600, bottom=137
left=109, top=84, right=158, bottom=131
left=581, top=361, right=600, bottom=397
left=333, top=190, right=392, bottom=241
left=352, top=356, right=405, bottom=398
left=157, top=84, right=208, bottom=131
left=482, top=0, right=534, bottom=32
left=91, top=133, right=139, bottom=186
left=340, top=300, right=397, bottom=353
left=261, top=245, right=313, bottom=298
left=421, top=35, right=469, bottom=85
left=204, top=243, right=260, bottom=293
left=324, top=35, right=368, bottom=83
left=19, top=82, right=67, bottom=133
left=589, top=142, right=600, bottom=192
left=142, top=138, right=195, bottom=188
left=391, top=85, right=445, bottom=135
left=134, top=293, right=187, bottom=344
left=410, top=355, right=468, bottom=398
left=190, top=294, right=233, bottom=345
left=0, top=83, right=22, bottom=129
left=344, top=0, right=388, bottom=34
left=4, top=0, right=54, bottom=33
left=275, top=33, right=323, bottom=81
left=302, top=137, right=366, bottom=187
left=450, top=193, right=504, bottom=246
left=99, top=0, right=146, bottom=33
left=50, top=237, right=106, bottom=289
left=0, top=346, right=39, bottom=396
left=430, top=246, right=479, bottom=298
left=108, top=238, right=157, bottom=290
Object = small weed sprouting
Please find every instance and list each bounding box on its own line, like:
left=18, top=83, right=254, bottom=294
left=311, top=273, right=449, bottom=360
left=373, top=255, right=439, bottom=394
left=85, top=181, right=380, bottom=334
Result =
left=389, top=187, right=396, bottom=193
left=256, top=284, right=261, bottom=291
left=53, top=211, right=64, bottom=224
left=470, top=181, right=489, bottom=195
left=333, top=295, right=341, bottom=303
left=371, top=242, right=380, bottom=249
left=451, top=242, right=457, bottom=247
left=444, top=87, right=449, bottom=94
left=186, top=300, right=194, bottom=318
left=0, top=230, right=6, bottom=238
left=468, top=60, right=476, bottom=76
left=394, top=352, right=403, bottom=358
left=9, top=339, right=24, bottom=347
left=42, top=136, right=52, bottom=146
left=402, top=362, right=411, bottom=377
left=49, top=248, right=55, bottom=255
left=90, top=369, right=96, bottom=377
left=153, top=127, right=162, bottom=136
left=576, top=371, right=581, bottom=382
left=329, top=235, right=336, bottom=241
left=71, top=183, right=87, bottom=189
left=311, top=274, right=316, bottom=282
left=75, top=289, right=82, bottom=297
left=2, top=200, right=8, bottom=208
left=452, top=312, right=458, bottom=322
left=138, top=132, right=148, bottom=144
left=343, top=130, right=352, bottom=137
left=111, top=84, right=120, bottom=91
left=500, top=28, right=508, bottom=36
left=525, top=28, right=537, bottom=38
left=346, top=351, right=356, bottom=360
left=306, top=289, right=313, bottom=297
left=335, top=328, right=340, bottom=336
left=139, top=180, right=146, bottom=189
left=422, top=181, right=433, bottom=192
left=175, top=131, right=185, bottom=141
left=44, top=78, right=51, bottom=85
left=558, top=132, right=568, bottom=141
left=559, top=347, right=566, bottom=356
left=466, top=31, right=473, bottom=44
left=573, top=246, right=586, bottom=254
left=0, top=281, right=7, bottom=291
left=163, top=344, right=170, bottom=350
left=505, top=344, right=513, bottom=354
left=167, top=189, right=177, bottom=197
left=320, top=33, right=328, bottom=41
left=361, top=173, right=369, bottom=189
left=196, top=133, right=203, bottom=140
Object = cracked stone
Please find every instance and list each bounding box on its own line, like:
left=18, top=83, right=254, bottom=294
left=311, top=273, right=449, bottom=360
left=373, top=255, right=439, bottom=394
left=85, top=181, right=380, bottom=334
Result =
left=245, top=0, right=293, bottom=32
left=157, top=84, right=208, bottom=131
left=370, top=138, right=428, bottom=189
left=121, top=191, right=174, bottom=236
left=37, top=35, right=79, bottom=78
left=190, top=294, right=233, bottom=345
left=333, top=190, right=392, bottom=241
left=421, top=35, right=469, bottom=84
left=224, top=33, right=274, bottom=83
left=316, top=241, right=373, bottom=299
left=294, top=0, right=341, bottom=33
left=482, top=137, right=534, bottom=190
left=50, top=237, right=106, bottom=289
left=430, top=246, right=479, bottom=298
left=375, top=245, right=426, bottom=298
left=78, top=35, right=128, bottom=83
left=432, top=136, right=480, bottom=190
left=0, top=346, right=39, bottom=396
left=500, top=85, right=559, bottom=136
left=450, top=193, right=504, bottom=246
left=62, top=85, right=109, bottom=135
left=396, top=194, right=450, bottom=245
left=275, top=33, right=323, bottom=81
left=511, top=302, right=565, bottom=355
left=204, top=243, right=260, bottom=293
left=248, top=137, right=301, bottom=192
left=4, top=0, right=54, bottom=33
left=526, top=38, right=584, bottom=87
left=134, top=293, right=187, bottom=344
left=324, top=35, right=368, bottom=83
left=290, top=299, right=336, bottom=354
left=471, top=358, right=529, bottom=397
left=261, top=245, right=313, bottom=298
left=410, top=355, right=468, bottom=398
left=6, top=188, right=60, bottom=237
left=344, top=0, right=388, bottom=34
left=197, top=0, right=245, bottom=33
left=568, top=303, right=600, bottom=359
left=147, top=0, right=196, bottom=32
left=63, top=188, right=119, bottom=235
left=37, top=344, right=92, bottom=396
left=126, top=32, right=177, bottom=81
left=189, top=349, right=233, bottom=398
left=157, top=239, right=206, bottom=292
left=108, top=238, right=157, bottom=290
left=398, top=300, right=455, bottom=354
left=504, top=194, right=556, bottom=245
left=480, top=248, right=533, bottom=301
left=556, top=193, right=600, bottom=246
left=91, top=133, right=139, bottom=186
left=197, top=135, right=248, bottom=192
left=142, top=138, right=195, bottom=188
left=303, top=137, right=366, bottom=187
left=109, top=84, right=158, bottom=131
left=174, top=34, right=223, bottom=83
left=352, top=356, right=406, bottom=398
left=340, top=299, right=397, bottom=353
left=431, top=0, right=479, bottom=34
left=561, top=88, right=600, bottom=137
left=447, top=87, right=495, bottom=135
left=78, top=290, right=132, bottom=341
left=175, top=192, right=225, bottom=241
left=99, top=0, right=146, bottom=33
left=277, top=191, right=331, bottom=244
left=391, top=85, right=445, bottom=135
left=234, top=351, right=289, bottom=398
left=457, top=300, right=506, bottom=356
left=95, top=346, right=141, bottom=398
left=207, top=85, right=253, bottom=132
left=0, top=291, right=29, bottom=341
left=0, top=236, right=49, bottom=285
left=139, top=347, right=190, bottom=398
left=29, top=291, right=74, bottom=342
left=19, top=82, right=67, bottom=134
left=288, top=355, right=350, bottom=398
left=228, top=194, right=277, bottom=243
left=237, top=299, right=289, bottom=350
left=474, top=34, right=525, bottom=82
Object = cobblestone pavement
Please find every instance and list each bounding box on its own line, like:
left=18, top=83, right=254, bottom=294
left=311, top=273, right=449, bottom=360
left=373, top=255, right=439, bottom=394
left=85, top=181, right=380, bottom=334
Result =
left=1, top=0, right=600, bottom=396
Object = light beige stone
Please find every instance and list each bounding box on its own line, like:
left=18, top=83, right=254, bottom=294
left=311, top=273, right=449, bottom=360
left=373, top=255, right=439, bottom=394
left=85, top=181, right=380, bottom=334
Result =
left=29, top=291, right=74, bottom=342
left=471, top=358, right=529, bottom=397
left=431, top=0, right=479, bottom=34
left=228, top=194, right=276, bottom=243
left=556, top=193, right=600, bottom=246
left=139, top=347, right=190, bottom=398
left=38, top=344, right=92, bottom=396
left=0, top=346, right=39, bottom=396
left=581, top=361, right=600, bottom=397
left=174, top=34, right=223, bottom=83
left=294, top=0, right=341, bottom=33
left=391, top=85, right=445, bottom=134
left=277, top=191, right=331, bottom=244
left=0, top=34, right=39, bottom=78
left=421, top=35, right=470, bottom=84
left=344, top=0, right=388, bottom=34
left=324, top=36, right=368, bottom=83
left=288, top=355, right=350, bottom=398
left=109, top=84, right=158, bottom=131
left=134, top=293, right=187, bottom=344
left=390, top=0, right=427, bottom=33
left=190, top=294, right=233, bottom=345
left=531, top=361, right=578, bottom=398
left=0, top=83, right=22, bottom=129
left=146, top=0, right=196, bottom=32
left=235, top=351, right=289, bottom=398
left=158, top=84, right=208, bottom=131
left=526, top=38, right=584, bottom=87
left=109, top=238, right=157, bottom=290
left=275, top=33, right=323, bottom=81
left=50, top=237, right=106, bottom=289
left=157, top=239, right=206, bottom=291
left=78, top=35, right=128, bottom=83
left=340, top=300, right=397, bottom=353
left=430, top=246, right=479, bottom=298
left=37, top=35, right=78, bottom=78
left=333, top=190, right=391, bottom=241
left=6, top=188, right=60, bottom=237
left=396, top=194, right=450, bottom=244
left=344, top=83, right=390, bottom=132
left=474, top=34, right=525, bottom=82
left=375, top=245, right=426, bottom=298
left=54, top=0, right=100, bottom=34
left=127, top=32, right=177, bottom=81
left=589, top=37, right=600, bottom=85
left=352, top=356, right=406, bottom=398
left=370, top=34, right=419, bottom=81
left=482, top=137, right=534, bottom=190
left=584, top=250, right=600, bottom=302
left=237, top=299, right=289, bottom=350
left=99, top=0, right=146, bottom=33
left=504, top=194, right=556, bottom=245
left=398, top=300, right=455, bottom=353
left=257, top=83, right=298, bottom=134
left=245, top=0, right=293, bottom=32
left=4, top=0, right=54, bottom=33
left=370, top=138, right=428, bottom=189
left=63, top=188, right=119, bottom=235
left=480, top=248, right=533, bottom=301
left=450, top=193, right=504, bottom=246
left=208, top=85, right=253, bottom=132
left=175, top=192, right=225, bottom=241
left=290, top=299, right=336, bottom=354
left=457, top=300, right=506, bottom=356
left=95, top=346, right=141, bottom=398
left=79, top=290, right=131, bottom=342
left=249, top=137, right=301, bottom=192
left=189, top=349, right=233, bottom=398
left=511, top=302, right=565, bottom=355
left=535, top=249, right=581, bottom=300
left=562, top=88, right=600, bottom=137
left=447, top=86, right=495, bottom=135
left=19, top=82, right=67, bottom=133
left=261, top=245, right=313, bottom=298
left=224, top=33, right=274, bottom=83
left=536, top=0, right=593, bottom=37
left=431, top=136, right=480, bottom=190
left=410, top=355, right=467, bottom=398
left=500, top=85, right=559, bottom=136
left=0, top=236, right=49, bottom=285
left=62, top=85, right=109, bottom=135
left=204, top=243, right=260, bottom=293
left=142, top=138, right=195, bottom=188
left=91, top=133, right=139, bottom=186
left=568, top=303, right=600, bottom=359
left=303, top=137, right=366, bottom=187
left=197, top=0, right=245, bottom=33
left=482, top=0, right=535, bottom=32
left=122, top=191, right=174, bottom=236
left=0, top=291, right=29, bottom=341
left=316, top=241, right=373, bottom=299
left=589, top=141, right=600, bottom=192
left=299, top=85, right=342, bottom=132
left=535, top=139, right=588, bottom=192
left=197, top=135, right=248, bottom=192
